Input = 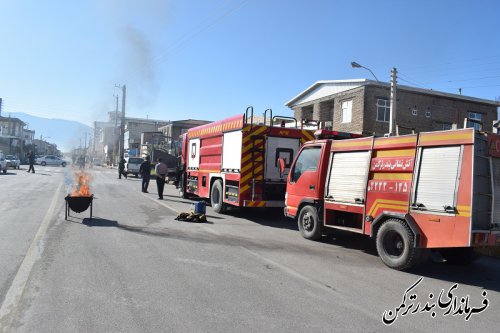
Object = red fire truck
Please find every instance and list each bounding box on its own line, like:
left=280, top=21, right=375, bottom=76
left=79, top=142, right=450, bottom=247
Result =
left=283, top=127, right=500, bottom=270
left=179, top=107, right=320, bottom=213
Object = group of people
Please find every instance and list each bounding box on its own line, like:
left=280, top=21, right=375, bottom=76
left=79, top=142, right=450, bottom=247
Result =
left=119, top=156, right=169, bottom=200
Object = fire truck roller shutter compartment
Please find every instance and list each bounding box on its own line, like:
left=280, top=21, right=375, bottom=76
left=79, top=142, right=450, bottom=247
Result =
left=222, top=130, right=243, bottom=171
left=491, top=158, right=500, bottom=226
left=188, top=138, right=200, bottom=169
left=265, top=137, right=300, bottom=181
left=412, top=146, right=461, bottom=212
left=327, top=151, right=371, bottom=204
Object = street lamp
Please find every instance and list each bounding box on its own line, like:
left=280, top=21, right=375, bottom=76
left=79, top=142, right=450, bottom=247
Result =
left=351, top=61, right=398, bottom=136
left=351, top=61, right=379, bottom=82
left=39, top=136, right=51, bottom=155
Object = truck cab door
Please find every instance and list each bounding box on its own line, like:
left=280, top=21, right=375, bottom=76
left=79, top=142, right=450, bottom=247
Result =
left=286, top=145, right=323, bottom=217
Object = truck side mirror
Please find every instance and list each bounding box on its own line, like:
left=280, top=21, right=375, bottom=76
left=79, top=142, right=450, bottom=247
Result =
left=278, top=158, right=286, bottom=178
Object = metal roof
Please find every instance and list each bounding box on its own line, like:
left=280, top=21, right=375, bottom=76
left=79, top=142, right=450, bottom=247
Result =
left=285, top=79, right=499, bottom=108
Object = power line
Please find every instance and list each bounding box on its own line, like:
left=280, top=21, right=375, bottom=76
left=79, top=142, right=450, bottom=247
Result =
left=406, top=60, right=500, bottom=76
left=397, top=72, right=427, bottom=88
left=402, top=67, right=500, bottom=83
left=403, top=55, right=500, bottom=72
left=151, top=0, right=248, bottom=65
left=123, top=0, right=249, bottom=84
left=453, top=83, right=500, bottom=89
left=445, top=74, right=500, bottom=83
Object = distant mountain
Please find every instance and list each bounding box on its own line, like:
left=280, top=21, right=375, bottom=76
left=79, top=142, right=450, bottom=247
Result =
left=9, top=112, right=92, bottom=152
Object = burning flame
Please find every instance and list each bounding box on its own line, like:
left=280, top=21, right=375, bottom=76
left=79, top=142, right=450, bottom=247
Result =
left=71, top=171, right=92, bottom=197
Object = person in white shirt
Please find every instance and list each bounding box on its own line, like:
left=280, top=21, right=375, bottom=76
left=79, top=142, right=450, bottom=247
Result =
left=154, top=158, right=168, bottom=200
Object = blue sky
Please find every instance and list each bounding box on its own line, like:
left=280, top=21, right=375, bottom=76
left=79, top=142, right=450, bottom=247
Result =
left=1, top=0, right=499, bottom=128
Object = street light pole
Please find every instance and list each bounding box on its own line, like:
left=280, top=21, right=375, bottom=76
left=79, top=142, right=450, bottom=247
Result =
left=351, top=61, right=398, bottom=136
left=350, top=61, right=379, bottom=82
left=115, top=84, right=126, bottom=159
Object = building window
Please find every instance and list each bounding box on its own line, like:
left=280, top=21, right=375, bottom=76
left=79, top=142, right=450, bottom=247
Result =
left=412, top=108, right=418, bottom=116
left=341, top=100, right=352, bottom=123
left=467, top=112, right=482, bottom=130
left=426, top=111, right=431, bottom=118
left=376, top=99, right=390, bottom=122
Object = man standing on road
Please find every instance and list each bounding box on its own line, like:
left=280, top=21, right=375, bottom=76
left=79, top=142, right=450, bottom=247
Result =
left=155, top=157, right=168, bottom=200
left=27, top=151, right=35, bottom=173
left=118, top=158, right=127, bottom=179
left=139, top=155, right=151, bottom=193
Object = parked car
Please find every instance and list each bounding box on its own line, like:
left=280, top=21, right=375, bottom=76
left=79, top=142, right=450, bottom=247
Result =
left=35, top=155, right=68, bottom=167
left=92, top=157, right=103, bottom=167
left=5, top=155, right=21, bottom=169
left=0, top=152, right=7, bottom=174
left=125, top=157, right=144, bottom=177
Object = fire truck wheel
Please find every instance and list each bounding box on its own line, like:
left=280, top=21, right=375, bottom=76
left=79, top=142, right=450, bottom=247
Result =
left=439, top=247, right=478, bottom=265
left=376, top=219, right=421, bottom=270
left=298, top=205, right=323, bottom=240
left=211, top=180, right=226, bottom=213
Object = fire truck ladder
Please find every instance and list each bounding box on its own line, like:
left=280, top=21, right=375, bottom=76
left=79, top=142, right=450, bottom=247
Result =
left=251, top=135, right=265, bottom=201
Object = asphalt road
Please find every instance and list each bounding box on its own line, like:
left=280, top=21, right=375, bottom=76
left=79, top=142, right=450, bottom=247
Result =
left=0, top=165, right=499, bottom=332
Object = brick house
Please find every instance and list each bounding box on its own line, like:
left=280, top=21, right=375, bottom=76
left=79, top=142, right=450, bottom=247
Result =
left=286, top=79, right=499, bottom=136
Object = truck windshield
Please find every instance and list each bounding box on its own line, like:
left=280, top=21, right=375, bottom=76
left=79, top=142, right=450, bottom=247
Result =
left=290, top=146, right=321, bottom=182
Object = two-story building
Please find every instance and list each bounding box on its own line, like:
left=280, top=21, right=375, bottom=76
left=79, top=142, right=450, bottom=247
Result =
left=158, top=119, right=212, bottom=141
left=0, top=116, right=26, bottom=157
left=286, top=79, right=499, bottom=136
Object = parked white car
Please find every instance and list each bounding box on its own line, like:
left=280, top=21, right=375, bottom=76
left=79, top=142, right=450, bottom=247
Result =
left=0, top=152, right=7, bottom=174
left=35, top=155, right=68, bottom=167
left=5, top=155, right=20, bottom=169
left=125, top=157, right=144, bottom=177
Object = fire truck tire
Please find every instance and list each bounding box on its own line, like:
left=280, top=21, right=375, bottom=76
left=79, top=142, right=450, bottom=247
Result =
left=439, top=247, right=478, bottom=265
left=376, top=219, right=422, bottom=270
left=211, top=180, right=226, bottom=213
left=298, top=205, right=323, bottom=240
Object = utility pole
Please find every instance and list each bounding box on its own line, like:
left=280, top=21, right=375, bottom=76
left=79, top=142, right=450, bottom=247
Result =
left=84, top=132, right=88, bottom=159
left=389, top=67, right=397, bottom=136
left=110, top=94, right=118, bottom=164
left=93, top=121, right=96, bottom=156
left=117, top=84, right=126, bottom=159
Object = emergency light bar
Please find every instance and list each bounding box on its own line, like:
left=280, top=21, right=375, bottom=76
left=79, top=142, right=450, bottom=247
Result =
left=313, top=130, right=363, bottom=140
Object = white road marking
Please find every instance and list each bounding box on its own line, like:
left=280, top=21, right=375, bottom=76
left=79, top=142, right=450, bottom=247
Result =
left=142, top=193, right=184, bottom=215
left=0, top=182, right=63, bottom=332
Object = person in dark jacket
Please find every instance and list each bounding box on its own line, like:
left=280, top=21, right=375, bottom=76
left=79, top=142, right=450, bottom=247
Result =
left=139, top=156, right=151, bottom=193
left=27, top=151, right=35, bottom=173
left=118, top=158, right=127, bottom=179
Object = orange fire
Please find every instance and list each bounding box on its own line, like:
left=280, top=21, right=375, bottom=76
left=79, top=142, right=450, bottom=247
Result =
left=71, top=171, right=92, bottom=197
